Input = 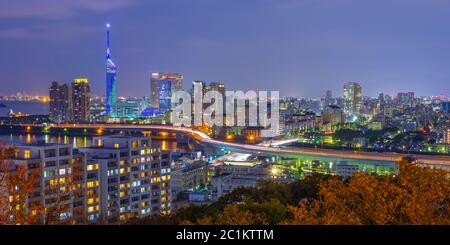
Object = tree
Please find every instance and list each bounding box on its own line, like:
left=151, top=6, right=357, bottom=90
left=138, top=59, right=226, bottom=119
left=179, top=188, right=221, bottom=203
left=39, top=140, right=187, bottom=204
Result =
left=0, top=143, right=41, bottom=224
left=283, top=161, right=450, bottom=225
left=202, top=204, right=268, bottom=225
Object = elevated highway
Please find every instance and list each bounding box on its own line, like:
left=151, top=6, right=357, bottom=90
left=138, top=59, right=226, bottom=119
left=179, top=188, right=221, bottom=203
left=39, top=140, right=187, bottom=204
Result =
left=7, top=123, right=450, bottom=167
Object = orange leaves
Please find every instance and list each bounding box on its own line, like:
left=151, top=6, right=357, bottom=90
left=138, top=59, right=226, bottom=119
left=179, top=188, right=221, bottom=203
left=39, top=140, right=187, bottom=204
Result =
left=285, top=162, right=450, bottom=225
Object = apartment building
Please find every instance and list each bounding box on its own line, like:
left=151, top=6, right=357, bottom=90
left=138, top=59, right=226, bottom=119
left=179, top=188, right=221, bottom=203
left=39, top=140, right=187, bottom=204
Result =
left=4, top=141, right=85, bottom=224
left=79, top=135, right=171, bottom=224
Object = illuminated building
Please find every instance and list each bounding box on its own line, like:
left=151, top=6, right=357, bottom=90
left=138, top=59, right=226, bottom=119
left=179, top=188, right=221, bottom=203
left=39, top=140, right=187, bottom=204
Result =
left=333, top=161, right=360, bottom=179
left=285, top=111, right=318, bottom=134
left=79, top=135, right=172, bottom=224
left=106, top=24, right=117, bottom=116
left=71, top=78, right=91, bottom=123
left=49, top=81, right=72, bottom=123
left=111, top=99, right=149, bottom=118
left=171, top=161, right=209, bottom=199
left=443, top=127, right=450, bottom=144
left=5, top=142, right=88, bottom=224
left=48, top=79, right=90, bottom=123
left=206, top=82, right=226, bottom=97
left=343, top=82, right=362, bottom=118
left=150, top=72, right=183, bottom=111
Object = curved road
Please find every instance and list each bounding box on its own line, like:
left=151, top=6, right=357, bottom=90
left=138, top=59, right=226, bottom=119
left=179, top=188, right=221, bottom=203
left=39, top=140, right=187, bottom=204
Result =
left=17, top=123, right=450, bottom=166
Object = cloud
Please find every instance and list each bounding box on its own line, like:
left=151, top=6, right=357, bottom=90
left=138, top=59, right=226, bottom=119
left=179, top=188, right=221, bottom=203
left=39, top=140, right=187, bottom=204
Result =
left=0, top=24, right=99, bottom=40
left=0, top=0, right=138, bottom=19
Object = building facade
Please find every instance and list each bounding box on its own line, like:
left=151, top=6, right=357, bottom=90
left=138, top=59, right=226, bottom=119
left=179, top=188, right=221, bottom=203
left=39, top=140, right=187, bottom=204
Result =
left=79, top=135, right=171, bottom=224
left=150, top=72, right=183, bottom=111
left=343, top=82, right=362, bottom=118
left=71, top=78, right=91, bottom=123
left=4, top=142, right=87, bottom=224
left=48, top=79, right=91, bottom=123
left=49, top=82, right=72, bottom=123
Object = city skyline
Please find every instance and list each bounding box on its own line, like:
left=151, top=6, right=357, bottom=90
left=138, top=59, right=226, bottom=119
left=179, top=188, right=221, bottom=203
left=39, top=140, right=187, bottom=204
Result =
left=1, top=0, right=450, bottom=98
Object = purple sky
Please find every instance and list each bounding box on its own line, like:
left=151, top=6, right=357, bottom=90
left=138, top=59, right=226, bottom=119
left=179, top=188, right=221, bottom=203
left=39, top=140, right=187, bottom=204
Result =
left=0, top=0, right=450, bottom=98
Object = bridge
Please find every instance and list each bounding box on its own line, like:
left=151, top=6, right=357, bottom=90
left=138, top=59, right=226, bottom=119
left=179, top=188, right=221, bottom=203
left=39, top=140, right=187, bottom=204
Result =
left=5, top=123, right=450, bottom=167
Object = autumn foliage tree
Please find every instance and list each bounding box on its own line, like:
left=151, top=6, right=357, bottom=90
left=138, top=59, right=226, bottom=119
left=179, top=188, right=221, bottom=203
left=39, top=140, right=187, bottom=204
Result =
left=129, top=160, right=449, bottom=225
left=283, top=161, right=450, bottom=225
left=0, top=143, right=40, bottom=224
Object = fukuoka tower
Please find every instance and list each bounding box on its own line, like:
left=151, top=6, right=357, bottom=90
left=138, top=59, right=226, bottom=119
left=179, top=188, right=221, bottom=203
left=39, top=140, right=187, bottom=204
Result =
left=105, top=24, right=117, bottom=116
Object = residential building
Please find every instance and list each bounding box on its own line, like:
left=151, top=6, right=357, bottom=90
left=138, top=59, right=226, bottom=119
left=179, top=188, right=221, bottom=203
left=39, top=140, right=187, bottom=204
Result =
left=79, top=135, right=171, bottom=224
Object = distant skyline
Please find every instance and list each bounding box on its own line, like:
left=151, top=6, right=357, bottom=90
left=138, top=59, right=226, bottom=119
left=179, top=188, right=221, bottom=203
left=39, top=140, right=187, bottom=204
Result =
left=1, top=0, right=450, bottom=98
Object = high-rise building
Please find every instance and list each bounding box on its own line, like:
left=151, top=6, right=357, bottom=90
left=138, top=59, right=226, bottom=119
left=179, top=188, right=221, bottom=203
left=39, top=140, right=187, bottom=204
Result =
left=4, top=135, right=172, bottom=225
left=49, top=81, right=72, bottom=123
left=207, top=82, right=226, bottom=97
left=377, top=93, right=385, bottom=115
left=79, top=135, right=172, bottom=223
left=343, top=82, right=362, bottom=118
left=150, top=72, right=183, bottom=111
left=4, top=142, right=88, bottom=224
left=48, top=79, right=90, bottom=123
left=106, top=24, right=117, bottom=116
left=71, top=78, right=91, bottom=123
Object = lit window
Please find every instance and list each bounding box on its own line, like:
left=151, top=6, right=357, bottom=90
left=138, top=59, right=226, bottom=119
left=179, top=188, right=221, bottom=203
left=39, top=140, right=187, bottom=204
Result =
left=114, top=143, right=119, bottom=149
left=87, top=181, right=99, bottom=188
left=87, top=164, right=98, bottom=171
left=24, top=150, right=30, bottom=159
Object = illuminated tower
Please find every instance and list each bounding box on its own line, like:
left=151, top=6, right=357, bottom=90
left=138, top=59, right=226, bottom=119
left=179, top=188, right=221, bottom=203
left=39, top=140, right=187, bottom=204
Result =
left=106, top=24, right=117, bottom=116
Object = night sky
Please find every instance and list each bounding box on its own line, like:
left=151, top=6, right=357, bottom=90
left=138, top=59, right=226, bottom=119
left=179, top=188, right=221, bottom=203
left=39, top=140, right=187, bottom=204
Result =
left=1, top=0, right=450, bottom=98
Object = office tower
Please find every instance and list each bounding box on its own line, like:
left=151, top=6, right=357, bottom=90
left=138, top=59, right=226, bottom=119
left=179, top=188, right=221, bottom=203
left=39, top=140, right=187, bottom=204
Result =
left=79, top=135, right=172, bottom=224
left=106, top=24, right=117, bottom=116
left=343, top=82, right=362, bottom=118
left=71, top=78, right=91, bottom=123
left=150, top=72, right=184, bottom=110
left=159, top=80, right=172, bottom=113
left=4, top=142, right=87, bottom=224
left=49, top=81, right=72, bottom=123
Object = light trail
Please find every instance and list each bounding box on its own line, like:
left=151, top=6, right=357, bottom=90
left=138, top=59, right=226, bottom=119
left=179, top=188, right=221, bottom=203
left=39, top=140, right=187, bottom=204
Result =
left=15, top=123, right=450, bottom=166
